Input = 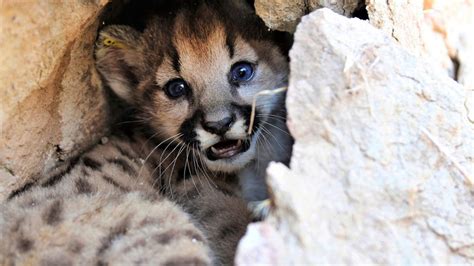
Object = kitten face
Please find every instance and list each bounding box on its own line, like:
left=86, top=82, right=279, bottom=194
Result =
left=96, top=1, right=290, bottom=173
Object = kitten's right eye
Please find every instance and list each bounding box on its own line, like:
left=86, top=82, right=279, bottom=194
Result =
left=230, top=62, right=255, bottom=84
left=164, top=79, right=189, bottom=99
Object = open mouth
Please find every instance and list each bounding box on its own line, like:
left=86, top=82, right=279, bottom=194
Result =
left=206, top=139, right=250, bottom=160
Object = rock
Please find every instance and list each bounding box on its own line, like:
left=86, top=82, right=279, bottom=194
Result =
left=0, top=1, right=109, bottom=190
left=235, top=223, right=288, bottom=266
left=255, top=0, right=474, bottom=87
left=421, top=0, right=474, bottom=85
left=255, top=0, right=361, bottom=32
left=366, top=0, right=425, bottom=56
left=365, top=0, right=474, bottom=123
left=367, top=0, right=474, bottom=82
left=236, top=9, right=474, bottom=265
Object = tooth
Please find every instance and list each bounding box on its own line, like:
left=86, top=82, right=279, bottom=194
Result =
left=237, top=140, right=242, bottom=146
left=211, top=147, right=219, bottom=154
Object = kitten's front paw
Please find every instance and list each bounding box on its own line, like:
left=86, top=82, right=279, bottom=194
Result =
left=248, top=199, right=272, bottom=221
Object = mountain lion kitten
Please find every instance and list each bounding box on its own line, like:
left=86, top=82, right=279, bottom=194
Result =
left=0, top=1, right=291, bottom=265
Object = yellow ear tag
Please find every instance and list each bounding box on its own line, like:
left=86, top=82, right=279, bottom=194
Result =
left=103, top=37, right=126, bottom=49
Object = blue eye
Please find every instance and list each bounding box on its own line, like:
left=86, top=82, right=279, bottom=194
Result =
left=164, top=79, right=189, bottom=99
left=230, top=62, right=255, bottom=83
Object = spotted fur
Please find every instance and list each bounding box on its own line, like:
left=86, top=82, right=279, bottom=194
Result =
left=1, top=134, right=251, bottom=265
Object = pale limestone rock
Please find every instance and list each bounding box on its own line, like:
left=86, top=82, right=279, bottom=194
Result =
left=422, top=0, right=474, bottom=85
left=234, top=223, right=288, bottom=266
left=366, top=0, right=474, bottom=138
left=423, top=0, right=474, bottom=133
left=236, top=9, right=474, bottom=264
left=255, top=0, right=361, bottom=32
left=366, top=0, right=474, bottom=82
left=366, top=0, right=425, bottom=56
left=255, top=0, right=474, bottom=87
left=0, top=1, right=109, bottom=192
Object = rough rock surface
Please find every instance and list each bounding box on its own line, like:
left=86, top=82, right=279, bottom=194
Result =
left=0, top=0, right=109, bottom=198
left=256, top=0, right=474, bottom=86
left=358, top=0, right=474, bottom=121
left=421, top=0, right=474, bottom=120
left=366, top=0, right=425, bottom=56
left=255, top=0, right=361, bottom=32
left=367, top=0, right=474, bottom=81
left=236, top=9, right=474, bottom=265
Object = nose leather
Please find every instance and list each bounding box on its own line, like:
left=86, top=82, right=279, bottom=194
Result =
left=203, top=116, right=234, bottom=136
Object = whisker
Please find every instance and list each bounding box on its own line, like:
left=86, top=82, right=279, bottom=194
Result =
left=137, top=133, right=182, bottom=180
left=259, top=120, right=292, bottom=136
left=195, top=148, right=217, bottom=189
left=193, top=148, right=213, bottom=189
left=257, top=126, right=276, bottom=155
left=156, top=135, right=183, bottom=178
left=149, top=136, right=183, bottom=190
left=248, top=87, right=288, bottom=135
left=260, top=125, right=286, bottom=152
left=115, top=119, right=150, bottom=126
left=185, top=144, right=202, bottom=198
left=152, top=142, right=185, bottom=196
left=166, top=144, right=187, bottom=199
left=192, top=146, right=206, bottom=188
left=181, top=144, right=190, bottom=200
left=256, top=114, right=287, bottom=121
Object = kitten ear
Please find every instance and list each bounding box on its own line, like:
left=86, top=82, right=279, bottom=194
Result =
left=95, top=25, right=142, bottom=103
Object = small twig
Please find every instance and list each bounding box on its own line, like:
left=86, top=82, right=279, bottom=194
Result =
left=421, top=127, right=473, bottom=187
left=248, top=87, right=288, bottom=135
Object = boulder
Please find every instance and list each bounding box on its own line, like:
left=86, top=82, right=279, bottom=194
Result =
left=256, top=0, right=474, bottom=84
left=236, top=9, right=474, bottom=264
left=0, top=1, right=110, bottom=199
left=255, top=0, right=362, bottom=32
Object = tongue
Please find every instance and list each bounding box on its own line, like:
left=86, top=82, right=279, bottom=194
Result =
left=210, top=140, right=242, bottom=158
left=214, top=140, right=238, bottom=150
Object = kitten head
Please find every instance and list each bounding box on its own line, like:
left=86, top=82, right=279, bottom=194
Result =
left=95, top=1, right=290, bottom=173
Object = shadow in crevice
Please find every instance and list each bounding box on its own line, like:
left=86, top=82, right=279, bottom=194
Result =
left=98, top=0, right=169, bottom=31
left=352, top=2, right=369, bottom=20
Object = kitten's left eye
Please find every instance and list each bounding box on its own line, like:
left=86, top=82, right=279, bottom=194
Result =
left=230, top=62, right=255, bottom=83
left=164, top=79, right=189, bottom=99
